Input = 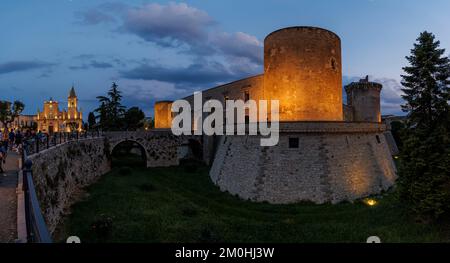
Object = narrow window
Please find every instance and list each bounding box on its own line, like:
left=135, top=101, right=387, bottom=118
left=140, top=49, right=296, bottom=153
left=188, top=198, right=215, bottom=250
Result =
left=330, top=58, right=337, bottom=71
left=244, top=91, right=250, bottom=102
left=376, top=135, right=381, bottom=144
left=289, top=137, right=299, bottom=148
left=223, top=95, right=229, bottom=109
left=211, top=108, right=216, bottom=128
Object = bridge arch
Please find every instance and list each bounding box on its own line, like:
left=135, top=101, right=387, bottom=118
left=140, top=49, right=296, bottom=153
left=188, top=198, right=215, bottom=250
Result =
left=104, top=131, right=205, bottom=167
left=110, top=139, right=148, bottom=167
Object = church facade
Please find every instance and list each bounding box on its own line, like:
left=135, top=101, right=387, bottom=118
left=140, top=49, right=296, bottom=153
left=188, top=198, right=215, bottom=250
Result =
left=36, top=87, right=83, bottom=133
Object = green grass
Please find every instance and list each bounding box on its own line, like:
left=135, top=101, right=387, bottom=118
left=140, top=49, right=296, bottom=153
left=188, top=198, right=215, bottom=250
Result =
left=61, top=164, right=449, bottom=243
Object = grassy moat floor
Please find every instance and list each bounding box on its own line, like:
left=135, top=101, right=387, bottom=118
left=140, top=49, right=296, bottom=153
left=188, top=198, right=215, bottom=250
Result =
left=61, top=162, right=449, bottom=243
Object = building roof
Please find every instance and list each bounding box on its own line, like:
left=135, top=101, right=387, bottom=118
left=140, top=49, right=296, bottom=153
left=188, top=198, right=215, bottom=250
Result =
left=68, top=86, right=77, bottom=98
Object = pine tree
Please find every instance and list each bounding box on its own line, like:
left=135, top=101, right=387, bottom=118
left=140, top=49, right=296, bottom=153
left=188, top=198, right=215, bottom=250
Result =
left=88, top=112, right=96, bottom=130
left=399, top=31, right=450, bottom=220
left=95, top=82, right=126, bottom=130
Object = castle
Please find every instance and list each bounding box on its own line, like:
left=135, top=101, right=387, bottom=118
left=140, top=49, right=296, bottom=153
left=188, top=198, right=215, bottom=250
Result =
left=154, top=27, right=397, bottom=204
left=37, top=87, right=83, bottom=133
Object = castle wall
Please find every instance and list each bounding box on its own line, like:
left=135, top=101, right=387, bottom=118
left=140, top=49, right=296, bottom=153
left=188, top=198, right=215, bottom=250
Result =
left=183, top=75, right=264, bottom=112
left=263, top=27, right=343, bottom=121
left=184, top=75, right=264, bottom=104
left=28, top=131, right=202, bottom=235
left=210, top=122, right=397, bottom=204
left=343, top=104, right=354, bottom=121
left=28, top=138, right=110, bottom=233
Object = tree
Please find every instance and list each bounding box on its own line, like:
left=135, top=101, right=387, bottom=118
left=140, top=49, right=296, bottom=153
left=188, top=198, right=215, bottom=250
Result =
left=390, top=121, right=405, bottom=150
left=95, top=82, right=126, bottom=130
left=95, top=102, right=108, bottom=128
left=0, top=100, right=25, bottom=129
left=398, top=31, right=450, bottom=220
left=142, top=117, right=154, bottom=130
left=124, top=107, right=145, bottom=130
left=88, top=112, right=96, bottom=129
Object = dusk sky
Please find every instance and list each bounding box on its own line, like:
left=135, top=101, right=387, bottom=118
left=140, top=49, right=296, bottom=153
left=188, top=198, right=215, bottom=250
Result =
left=1, top=0, right=450, bottom=118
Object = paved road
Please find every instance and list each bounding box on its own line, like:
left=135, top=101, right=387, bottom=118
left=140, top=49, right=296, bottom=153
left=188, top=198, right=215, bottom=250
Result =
left=0, top=151, right=19, bottom=243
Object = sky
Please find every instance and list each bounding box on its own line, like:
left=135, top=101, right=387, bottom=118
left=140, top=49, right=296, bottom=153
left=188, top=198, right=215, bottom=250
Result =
left=1, top=0, right=450, bottom=118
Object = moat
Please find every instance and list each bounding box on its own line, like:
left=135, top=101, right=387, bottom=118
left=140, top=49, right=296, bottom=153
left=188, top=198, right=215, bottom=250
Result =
left=59, top=162, right=447, bottom=243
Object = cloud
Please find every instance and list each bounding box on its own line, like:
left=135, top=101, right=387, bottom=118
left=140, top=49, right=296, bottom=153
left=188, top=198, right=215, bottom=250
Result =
left=119, top=79, right=187, bottom=101
left=90, top=60, right=114, bottom=69
left=373, top=77, right=405, bottom=115
left=73, top=54, right=96, bottom=60
left=75, top=9, right=116, bottom=25
left=343, top=75, right=405, bottom=115
left=120, top=60, right=236, bottom=85
left=69, top=60, right=114, bottom=70
left=0, top=61, right=55, bottom=75
left=38, top=73, right=51, bottom=78
left=76, top=2, right=264, bottom=99
left=210, top=31, right=263, bottom=64
left=78, top=2, right=262, bottom=66
left=122, top=3, right=215, bottom=47
left=69, top=65, right=90, bottom=71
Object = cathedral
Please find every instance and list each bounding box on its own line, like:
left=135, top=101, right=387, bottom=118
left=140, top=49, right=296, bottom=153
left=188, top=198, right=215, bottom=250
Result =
left=36, top=87, right=83, bottom=133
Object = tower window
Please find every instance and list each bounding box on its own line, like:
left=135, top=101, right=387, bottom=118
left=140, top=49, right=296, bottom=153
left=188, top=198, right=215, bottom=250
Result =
left=289, top=137, right=299, bottom=148
left=223, top=95, right=229, bottom=110
left=244, top=91, right=250, bottom=102
left=376, top=135, right=381, bottom=144
left=330, top=58, right=337, bottom=71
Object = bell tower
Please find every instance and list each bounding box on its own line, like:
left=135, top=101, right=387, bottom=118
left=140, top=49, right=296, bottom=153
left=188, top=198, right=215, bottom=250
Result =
left=68, top=86, right=78, bottom=111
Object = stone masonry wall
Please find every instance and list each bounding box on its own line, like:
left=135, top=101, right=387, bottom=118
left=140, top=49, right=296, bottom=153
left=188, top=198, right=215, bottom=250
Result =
left=28, top=132, right=200, bottom=234
left=105, top=131, right=200, bottom=167
left=28, top=138, right=110, bottom=233
left=210, top=124, right=397, bottom=204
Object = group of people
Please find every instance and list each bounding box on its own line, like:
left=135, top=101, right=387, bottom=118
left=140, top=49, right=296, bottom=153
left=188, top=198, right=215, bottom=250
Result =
left=0, top=129, right=25, bottom=174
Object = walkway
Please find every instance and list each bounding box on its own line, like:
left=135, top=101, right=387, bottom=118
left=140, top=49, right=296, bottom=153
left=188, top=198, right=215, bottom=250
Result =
left=0, top=151, right=19, bottom=243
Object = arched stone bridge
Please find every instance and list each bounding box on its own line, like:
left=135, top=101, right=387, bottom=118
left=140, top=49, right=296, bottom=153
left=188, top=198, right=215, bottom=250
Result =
left=104, top=131, right=205, bottom=167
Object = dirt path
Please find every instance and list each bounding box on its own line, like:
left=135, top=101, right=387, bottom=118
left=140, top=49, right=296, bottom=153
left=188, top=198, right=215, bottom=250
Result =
left=0, top=151, right=19, bottom=243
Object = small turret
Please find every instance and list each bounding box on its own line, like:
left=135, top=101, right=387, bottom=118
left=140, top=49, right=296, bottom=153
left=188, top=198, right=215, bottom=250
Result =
left=345, top=76, right=382, bottom=123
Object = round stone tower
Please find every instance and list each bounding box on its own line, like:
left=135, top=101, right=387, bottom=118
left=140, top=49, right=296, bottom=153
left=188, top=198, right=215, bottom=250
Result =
left=263, top=26, right=343, bottom=121
left=345, top=76, right=382, bottom=122
left=154, top=101, right=173, bottom=129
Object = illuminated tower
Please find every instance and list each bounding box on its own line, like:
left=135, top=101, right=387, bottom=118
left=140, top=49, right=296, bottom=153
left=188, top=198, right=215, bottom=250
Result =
left=154, top=101, right=173, bottom=129
left=67, top=86, right=78, bottom=118
left=263, top=26, right=343, bottom=121
left=65, top=86, right=83, bottom=131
